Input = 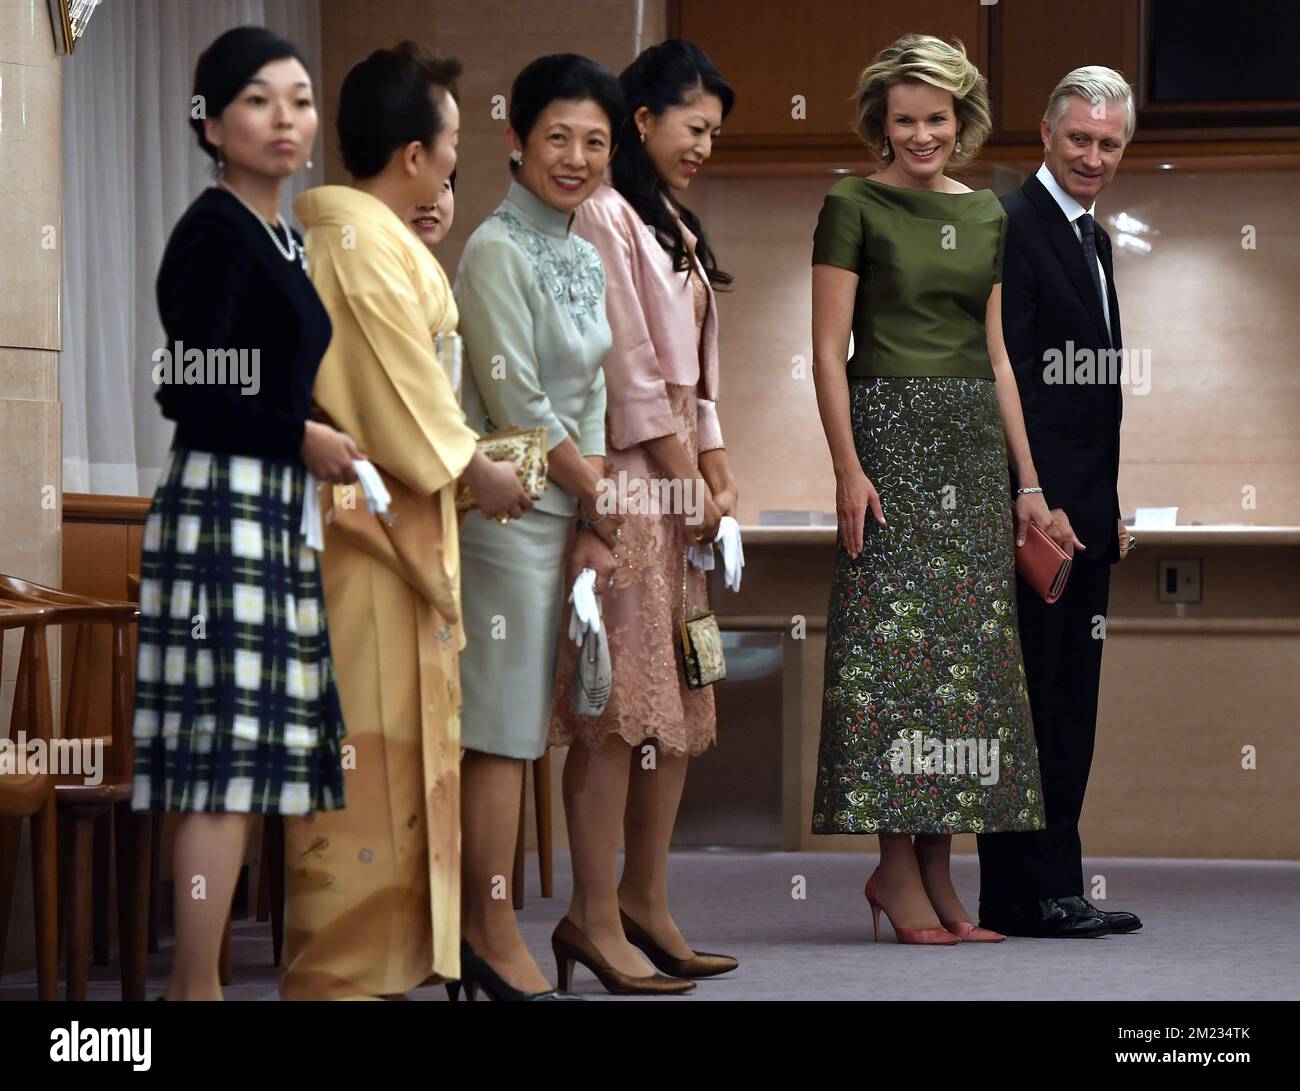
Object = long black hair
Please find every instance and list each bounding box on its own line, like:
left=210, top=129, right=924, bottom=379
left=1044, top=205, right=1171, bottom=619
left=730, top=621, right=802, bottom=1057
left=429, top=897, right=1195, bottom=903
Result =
left=610, top=40, right=734, bottom=288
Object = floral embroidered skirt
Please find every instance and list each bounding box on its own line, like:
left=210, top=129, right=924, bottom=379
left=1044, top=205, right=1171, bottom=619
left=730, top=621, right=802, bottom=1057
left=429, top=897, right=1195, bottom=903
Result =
left=812, top=378, right=1046, bottom=835
left=550, top=383, right=715, bottom=758
left=131, top=448, right=346, bottom=815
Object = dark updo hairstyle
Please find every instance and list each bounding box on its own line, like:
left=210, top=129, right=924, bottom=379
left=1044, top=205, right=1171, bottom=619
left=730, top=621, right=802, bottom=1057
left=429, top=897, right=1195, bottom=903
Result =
left=191, top=26, right=308, bottom=163
left=611, top=40, right=734, bottom=288
left=338, top=41, right=463, bottom=179
left=507, top=53, right=626, bottom=174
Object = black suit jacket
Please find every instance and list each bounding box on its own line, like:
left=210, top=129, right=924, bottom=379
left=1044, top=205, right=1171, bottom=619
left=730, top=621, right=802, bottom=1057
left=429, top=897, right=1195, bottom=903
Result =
left=1000, top=174, right=1124, bottom=564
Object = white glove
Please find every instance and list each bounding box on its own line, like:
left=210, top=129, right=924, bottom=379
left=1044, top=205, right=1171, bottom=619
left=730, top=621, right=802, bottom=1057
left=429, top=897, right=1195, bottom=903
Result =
left=567, top=567, right=602, bottom=645
left=687, top=540, right=715, bottom=571
left=300, top=473, right=325, bottom=551
left=716, top=516, right=744, bottom=592
left=352, top=458, right=392, bottom=517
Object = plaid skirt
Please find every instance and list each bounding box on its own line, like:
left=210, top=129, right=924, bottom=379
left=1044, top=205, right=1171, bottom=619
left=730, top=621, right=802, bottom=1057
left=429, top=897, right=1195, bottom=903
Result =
left=131, top=448, right=346, bottom=815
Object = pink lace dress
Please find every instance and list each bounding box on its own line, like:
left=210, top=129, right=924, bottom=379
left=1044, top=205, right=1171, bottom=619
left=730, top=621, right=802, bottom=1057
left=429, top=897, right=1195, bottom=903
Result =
left=549, top=268, right=715, bottom=756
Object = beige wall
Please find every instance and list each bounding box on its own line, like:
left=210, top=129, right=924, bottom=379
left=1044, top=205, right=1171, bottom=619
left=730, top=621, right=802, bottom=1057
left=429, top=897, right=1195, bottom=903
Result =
left=0, top=0, right=63, bottom=974
left=322, top=7, right=1300, bottom=528
left=720, top=536, right=1299, bottom=861
left=690, top=164, right=1300, bottom=527
left=315, top=5, right=1299, bottom=866
left=321, top=0, right=668, bottom=274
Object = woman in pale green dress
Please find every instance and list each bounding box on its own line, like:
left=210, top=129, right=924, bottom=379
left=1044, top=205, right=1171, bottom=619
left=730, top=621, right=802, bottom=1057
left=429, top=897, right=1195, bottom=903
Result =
left=451, top=55, right=624, bottom=1000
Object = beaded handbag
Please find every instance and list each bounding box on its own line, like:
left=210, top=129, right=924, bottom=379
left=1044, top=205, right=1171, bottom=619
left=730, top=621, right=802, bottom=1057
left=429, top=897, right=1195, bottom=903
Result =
left=454, top=426, right=549, bottom=512
left=678, top=548, right=726, bottom=688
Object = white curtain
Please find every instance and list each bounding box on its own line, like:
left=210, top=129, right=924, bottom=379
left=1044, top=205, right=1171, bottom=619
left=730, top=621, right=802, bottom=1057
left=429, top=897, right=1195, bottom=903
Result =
left=61, top=0, right=323, bottom=496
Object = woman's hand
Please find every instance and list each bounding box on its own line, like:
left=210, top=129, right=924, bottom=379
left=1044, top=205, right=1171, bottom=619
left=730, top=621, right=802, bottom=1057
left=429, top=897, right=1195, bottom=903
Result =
left=301, top=420, right=361, bottom=484
left=836, top=464, right=885, bottom=559
left=711, top=483, right=738, bottom=519
left=1013, top=491, right=1055, bottom=548
left=1047, top=507, right=1086, bottom=557
left=684, top=488, right=722, bottom=546
left=568, top=527, right=616, bottom=589
left=462, top=450, right=534, bottom=520
left=578, top=494, right=625, bottom=550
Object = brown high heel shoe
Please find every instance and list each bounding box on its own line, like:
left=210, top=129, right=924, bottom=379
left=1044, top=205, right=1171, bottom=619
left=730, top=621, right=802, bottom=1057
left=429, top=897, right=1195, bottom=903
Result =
left=551, top=917, right=696, bottom=995
left=619, top=909, right=738, bottom=978
left=864, top=870, right=959, bottom=945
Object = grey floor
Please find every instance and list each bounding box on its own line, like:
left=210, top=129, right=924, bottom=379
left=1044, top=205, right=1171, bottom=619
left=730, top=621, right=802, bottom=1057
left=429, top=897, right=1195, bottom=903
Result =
left=3, top=851, right=1296, bottom=1001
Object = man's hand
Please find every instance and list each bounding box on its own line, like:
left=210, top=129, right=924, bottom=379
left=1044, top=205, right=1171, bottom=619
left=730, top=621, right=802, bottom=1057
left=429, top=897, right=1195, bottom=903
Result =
left=1118, top=518, right=1135, bottom=561
left=1046, top=507, right=1086, bottom=557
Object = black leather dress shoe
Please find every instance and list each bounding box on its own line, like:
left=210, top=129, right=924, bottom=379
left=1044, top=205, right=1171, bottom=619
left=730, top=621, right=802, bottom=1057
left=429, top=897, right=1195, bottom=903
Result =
left=978, top=898, right=1111, bottom=938
left=1056, top=895, right=1142, bottom=934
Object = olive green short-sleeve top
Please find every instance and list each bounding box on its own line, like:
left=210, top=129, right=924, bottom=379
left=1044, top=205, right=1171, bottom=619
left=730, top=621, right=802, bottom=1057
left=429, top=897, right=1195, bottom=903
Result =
left=811, top=176, right=1007, bottom=380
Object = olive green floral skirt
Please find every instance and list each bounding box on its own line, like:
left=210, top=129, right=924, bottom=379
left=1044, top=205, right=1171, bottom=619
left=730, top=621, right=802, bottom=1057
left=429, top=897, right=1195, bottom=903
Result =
left=813, top=377, right=1047, bottom=835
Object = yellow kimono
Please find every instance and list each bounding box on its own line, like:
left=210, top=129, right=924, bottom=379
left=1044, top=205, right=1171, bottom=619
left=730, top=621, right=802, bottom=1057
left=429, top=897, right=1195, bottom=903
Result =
left=280, top=185, right=477, bottom=1000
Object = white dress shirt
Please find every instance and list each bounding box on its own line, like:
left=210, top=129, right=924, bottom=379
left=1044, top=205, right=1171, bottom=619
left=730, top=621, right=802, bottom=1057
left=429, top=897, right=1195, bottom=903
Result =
left=1035, top=162, right=1111, bottom=339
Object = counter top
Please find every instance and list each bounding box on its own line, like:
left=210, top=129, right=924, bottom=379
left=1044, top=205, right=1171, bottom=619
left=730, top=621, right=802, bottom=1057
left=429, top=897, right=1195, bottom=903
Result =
left=741, top=524, right=1300, bottom=547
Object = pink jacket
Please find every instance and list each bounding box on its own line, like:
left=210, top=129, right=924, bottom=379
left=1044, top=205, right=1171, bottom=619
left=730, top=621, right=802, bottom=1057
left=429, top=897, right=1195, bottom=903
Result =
left=573, top=184, right=724, bottom=454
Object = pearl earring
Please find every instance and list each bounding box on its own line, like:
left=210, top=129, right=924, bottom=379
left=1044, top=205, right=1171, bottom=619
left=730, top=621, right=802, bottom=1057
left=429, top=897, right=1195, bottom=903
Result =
left=510, top=148, right=523, bottom=166
left=882, top=136, right=891, bottom=157
left=306, top=158, right=314, bottom=169
left=955, top=137, right=963, bottom=154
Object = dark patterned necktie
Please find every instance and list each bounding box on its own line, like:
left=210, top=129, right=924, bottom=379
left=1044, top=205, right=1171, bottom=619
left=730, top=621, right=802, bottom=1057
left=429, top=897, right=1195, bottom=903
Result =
left=1076, top=212, right=1107, bottom=322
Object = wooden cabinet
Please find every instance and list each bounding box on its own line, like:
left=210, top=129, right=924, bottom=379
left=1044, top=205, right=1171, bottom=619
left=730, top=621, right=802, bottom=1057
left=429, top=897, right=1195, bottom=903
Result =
left=670, top=0, right=988, bottom=164
left=986, top=0, right=1138, bottom=143
left=668, top=0, right=1299, bottom=172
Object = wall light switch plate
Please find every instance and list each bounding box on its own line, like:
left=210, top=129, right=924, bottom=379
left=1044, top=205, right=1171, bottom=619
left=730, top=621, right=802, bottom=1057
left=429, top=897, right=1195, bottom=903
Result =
left=1157, top=557, right=1202, bottom=604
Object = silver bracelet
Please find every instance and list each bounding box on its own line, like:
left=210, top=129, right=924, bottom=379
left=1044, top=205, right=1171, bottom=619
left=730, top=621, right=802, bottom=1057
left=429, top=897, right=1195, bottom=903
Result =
left=1016, top=487, right=1044, bottom=495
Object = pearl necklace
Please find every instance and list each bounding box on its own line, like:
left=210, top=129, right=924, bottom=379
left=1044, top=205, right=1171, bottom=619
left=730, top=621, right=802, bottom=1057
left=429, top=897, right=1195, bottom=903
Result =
left=216, top=181, right=306, bottom=270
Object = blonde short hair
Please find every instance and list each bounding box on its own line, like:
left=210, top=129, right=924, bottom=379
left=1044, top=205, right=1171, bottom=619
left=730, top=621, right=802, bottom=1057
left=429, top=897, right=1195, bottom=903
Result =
left=1045, top=66, right=1136, bottom=144
left=853, top=34, right=991, bottom=168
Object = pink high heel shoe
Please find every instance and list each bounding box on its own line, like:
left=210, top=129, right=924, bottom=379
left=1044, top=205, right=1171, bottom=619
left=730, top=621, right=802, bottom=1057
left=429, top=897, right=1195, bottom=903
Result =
left=941, top=920, right=1007, bottom=943
left=864, top=871, right=959, bottom=946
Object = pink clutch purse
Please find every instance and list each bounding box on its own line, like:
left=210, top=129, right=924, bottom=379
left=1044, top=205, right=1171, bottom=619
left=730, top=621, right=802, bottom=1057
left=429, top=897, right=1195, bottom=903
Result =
left=1015, top=521, right=1072, bottom=604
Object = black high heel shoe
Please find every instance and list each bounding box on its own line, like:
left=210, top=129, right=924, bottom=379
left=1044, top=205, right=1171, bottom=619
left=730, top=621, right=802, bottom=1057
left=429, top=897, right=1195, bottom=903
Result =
left=444, top=938, right=584, bottom=1002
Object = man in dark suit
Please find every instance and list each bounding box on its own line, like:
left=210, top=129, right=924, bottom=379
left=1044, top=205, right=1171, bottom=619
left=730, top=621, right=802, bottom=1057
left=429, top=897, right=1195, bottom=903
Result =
left=977, top=67, right=1143, bottom=939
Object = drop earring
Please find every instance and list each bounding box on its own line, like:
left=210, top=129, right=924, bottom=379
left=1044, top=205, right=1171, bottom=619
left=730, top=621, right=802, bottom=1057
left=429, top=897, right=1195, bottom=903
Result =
left=509, top=148, right=523, bottom=166
left=882, top=135, right=891, bottom=157
left=639, top=130, right=646, bottom=144
left=306, top=158, right=314, bottom=169
left=955, top=137, right=963, bottom=154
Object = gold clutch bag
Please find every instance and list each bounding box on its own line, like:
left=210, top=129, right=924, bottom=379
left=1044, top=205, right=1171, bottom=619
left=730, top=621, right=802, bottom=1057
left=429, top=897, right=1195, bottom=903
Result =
left=454, top=425, right=549, bottom=512
left=678, top=550, right=726, bottom=689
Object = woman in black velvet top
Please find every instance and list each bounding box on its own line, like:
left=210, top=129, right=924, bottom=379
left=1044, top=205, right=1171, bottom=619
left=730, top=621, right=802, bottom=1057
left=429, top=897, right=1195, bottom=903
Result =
left=131, top=26, right=358, bottom=1001
left=153, top=182, right=331, bottom=457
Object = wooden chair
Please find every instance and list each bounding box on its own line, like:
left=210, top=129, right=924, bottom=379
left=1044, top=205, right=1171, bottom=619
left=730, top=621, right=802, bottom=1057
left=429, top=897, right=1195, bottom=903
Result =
left=0, top=603, right=59, bottom=999
left=0, top=576, right=148, bottom=1000
left=512, top=753, right=553, bottom=910
left=255, top=816, right=286, bottom=967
